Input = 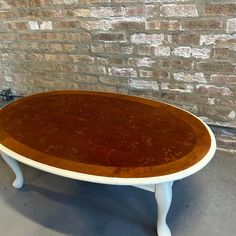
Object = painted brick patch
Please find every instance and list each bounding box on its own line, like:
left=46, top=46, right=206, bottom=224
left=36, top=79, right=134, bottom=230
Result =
left=130, top=33, right=164, bottom=45
left=128, top=79, right=159, bottom=90
left=160, top=4, right=198, bottom=17
left=227, top=18, right=236, bottom=33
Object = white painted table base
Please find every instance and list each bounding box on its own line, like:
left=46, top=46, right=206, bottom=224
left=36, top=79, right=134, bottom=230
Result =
left=1, top=151, right=173, bottom=236
left=1, top=152, right=24, bottom=189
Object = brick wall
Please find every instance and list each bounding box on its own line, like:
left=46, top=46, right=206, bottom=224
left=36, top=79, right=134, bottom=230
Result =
left=0, top=0, right=235, bottom=127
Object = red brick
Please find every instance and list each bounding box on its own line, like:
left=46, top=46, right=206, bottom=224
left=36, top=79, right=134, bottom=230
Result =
left=66, top=32, right=92, bottom=42
left=210, top=75, right=236, bottom=85
left=0, top=11, right=14, bottom=19
left=123, top=5, right=156, bottom=17
left=41, top=32, right=65, bottom=41
left=182, top=20, right=223, bottom=31
left=196, top=62, right=235, bottom=73
left=212, top=48, right=231, bottom=59
left=19, top=33, right=41, bottom=40
left=137, top=45, right=152, bottom=55
left=71, top=74, right=98, bottom=83
left=120, top=45, right=134, bottom=54
left=112, top=20, right=145, bottom=31
left=0, top=33, right=17, bottom=40
left=205, top=4, right=236, bottom=16
left=14, top=0, right=49, bottom=7
left=196, top=84, right=232, bottom=96
left=146, top=20, right=182, bottom=31
left=80, top=0, right=111, bottom=3
left=172, top=34, right=200, bottom=45
left=62, top=44, right=77, bottom=52
left=25, top=53, right=45, bottom=61
left=53, top=21, right=77, bottom=29
left=6, top=22, right=28, bottom=30
left=95, top=33, right=125, bottom=42
left=160, top=20, right=182, bottom=31
left=18, top=9, right=41, bottom=18
left=160, top=59, right=194, bottom=70
left=41, top=9, right=65, bottom=17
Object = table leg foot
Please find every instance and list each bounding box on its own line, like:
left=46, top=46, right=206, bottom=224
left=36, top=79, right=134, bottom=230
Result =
left=155, top=181, right=173, bottom=236
left=1, top=152, right=24, bottom=189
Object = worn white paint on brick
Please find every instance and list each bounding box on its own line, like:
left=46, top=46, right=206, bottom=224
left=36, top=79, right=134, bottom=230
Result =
left=64, top=0, right=79, bottom=4
left=130, top=33, right=164, bottom=45
left=28, top=21, right=39, bottom=30
left=154, top=46, right=171, bottom=56
left=160, top=4, right=198, bottom=17
left=167, top=35, right=172, bottom=44
left=172, top=47, right=191, bottom=58
left=128, top=79, right=159, bottom=90
left=160, top=83, right=169, bottom=90
left=207, top=98, right=215, bottom=105
left=91, top=7, right=121, bottom=18
left=135, top=57, right=156, bottom=67
left=173, top=47, right=210, bottom=59
left=226, top=18, right=236, bottom=33
left=80, top=20, right=111, bottom=31
left=4, top=76, right=12, bottom=82
left=109, top=67, right=137, bottom=77
left=228, top=111, right=236, bottom=119
left=161, top=83, right=194, bottom=93
left=200, top=34, right=236, bottom=45
left=40, top=21, right=53, bottom=30
left=173, top=72, right=207, bottom=83
left=192, top=48, right=210, bottom=59
left=175, top=84, right=193, bottom=93
left=112, top=17, right=145, bottom=27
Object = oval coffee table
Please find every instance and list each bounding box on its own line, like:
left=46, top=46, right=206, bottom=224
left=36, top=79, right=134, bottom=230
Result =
left=0, top=91, right=216, bottom=236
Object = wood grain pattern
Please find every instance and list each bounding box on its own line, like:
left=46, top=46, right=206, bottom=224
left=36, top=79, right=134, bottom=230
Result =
left=0, top=91, right=212, bottom=178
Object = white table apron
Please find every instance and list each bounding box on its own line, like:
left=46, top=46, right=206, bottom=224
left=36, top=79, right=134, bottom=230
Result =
left=0, top=123, right=216, bottom=236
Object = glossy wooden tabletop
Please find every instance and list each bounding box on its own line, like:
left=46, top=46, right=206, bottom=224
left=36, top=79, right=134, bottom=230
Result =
left=0, top=91, right=212, bottom=178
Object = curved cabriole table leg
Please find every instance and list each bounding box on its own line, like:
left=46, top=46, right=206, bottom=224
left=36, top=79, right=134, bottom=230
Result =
left=155, top=181, right=173, bottom=236
left=0, top=152, right=24, bottom=189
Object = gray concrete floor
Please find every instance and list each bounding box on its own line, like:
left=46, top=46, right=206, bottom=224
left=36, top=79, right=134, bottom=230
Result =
left=0, top=150, right=235, bottom=236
